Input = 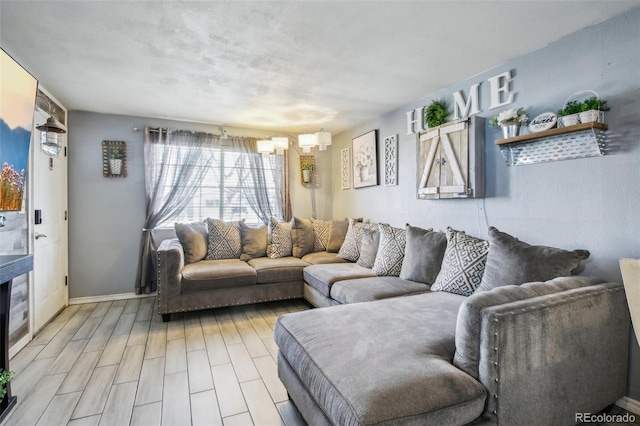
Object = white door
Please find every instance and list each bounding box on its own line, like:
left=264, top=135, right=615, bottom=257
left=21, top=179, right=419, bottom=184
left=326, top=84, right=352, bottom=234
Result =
left=31, top=105, right=68, bottom=332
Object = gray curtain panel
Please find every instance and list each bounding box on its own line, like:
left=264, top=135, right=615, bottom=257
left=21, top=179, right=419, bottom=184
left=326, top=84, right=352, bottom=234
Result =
left=135, top=126, right=215, bottom=294
left=239, top=140, right=278, bottom=225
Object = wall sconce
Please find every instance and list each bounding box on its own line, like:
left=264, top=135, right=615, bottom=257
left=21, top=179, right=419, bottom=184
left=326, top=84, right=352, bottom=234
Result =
left=36, top=97, right=66, bottom=157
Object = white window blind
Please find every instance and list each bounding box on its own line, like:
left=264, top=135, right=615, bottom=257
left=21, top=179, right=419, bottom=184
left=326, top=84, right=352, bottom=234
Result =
left=157, top=145, right=278, bottom=225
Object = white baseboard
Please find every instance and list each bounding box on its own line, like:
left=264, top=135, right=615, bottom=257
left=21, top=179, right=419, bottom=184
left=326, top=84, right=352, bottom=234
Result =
left=69, top=292, right=156, bottom=305
left=616, top=396, right=640, bottom=415
left=9, top=334, right=31, bottom=359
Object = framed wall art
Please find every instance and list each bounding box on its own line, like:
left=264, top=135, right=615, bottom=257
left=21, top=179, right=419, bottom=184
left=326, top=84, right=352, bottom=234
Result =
left=352, top=130, right=378, bottom=189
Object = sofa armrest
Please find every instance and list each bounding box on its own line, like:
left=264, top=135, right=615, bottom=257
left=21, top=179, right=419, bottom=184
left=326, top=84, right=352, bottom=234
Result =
left=157, top=238, right=185, bottom=313
left=468, top=280, right=629, bottom=425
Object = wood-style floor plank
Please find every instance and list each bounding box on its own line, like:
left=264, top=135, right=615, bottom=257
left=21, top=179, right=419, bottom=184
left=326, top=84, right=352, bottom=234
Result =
left=130, top=402, right=161, bottom=426
left=190, top=389, right=223, bottom=426
left=98, top=381, right=137, bottom=426
left=187, top=349, right=214, bottom=394
left=211, top=363, right=248, bottom=418
left=71, top=365, right=118, bottom=419
left=241, top=379, right=285, bottom=426
left=134, top=357, right=165, bottom=406
left=4, top=373, right=67, bottom=426
left=162, top=372, right=191, bottom=426
left=58, top=351, right=102, bottom=394
left=36, top=391, right=83, bottom=426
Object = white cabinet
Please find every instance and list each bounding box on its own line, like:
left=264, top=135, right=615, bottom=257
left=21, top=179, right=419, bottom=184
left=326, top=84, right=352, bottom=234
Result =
left=417, top=117, right=484, bottom=199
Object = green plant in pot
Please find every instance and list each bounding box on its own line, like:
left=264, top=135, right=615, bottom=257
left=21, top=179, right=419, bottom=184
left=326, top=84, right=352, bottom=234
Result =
left=424, top=99, right=449, bottom=128
left=579, top=96, right=609, bottom=124
left=557, top=100, right=582, bottom=127
left=0, top=369, right=13, bottom=404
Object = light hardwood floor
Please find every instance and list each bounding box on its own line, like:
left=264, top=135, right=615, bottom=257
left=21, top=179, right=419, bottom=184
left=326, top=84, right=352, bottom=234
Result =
left=2, top=297, right=311, bottom=426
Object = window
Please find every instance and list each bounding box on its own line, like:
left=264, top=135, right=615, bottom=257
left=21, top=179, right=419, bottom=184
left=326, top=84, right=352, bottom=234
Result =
left=157, top=145, right=279, bottom=226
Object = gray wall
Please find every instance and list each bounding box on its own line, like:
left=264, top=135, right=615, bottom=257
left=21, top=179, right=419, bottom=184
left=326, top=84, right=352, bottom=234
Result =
left=331, top=8, right=640, bottom=399
left=67, top=112, right=332, bottom=298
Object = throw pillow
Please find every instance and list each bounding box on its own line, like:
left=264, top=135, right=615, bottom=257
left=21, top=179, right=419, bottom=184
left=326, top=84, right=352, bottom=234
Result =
left=311, top=218, right=332, bottom=252
left=431, top=227, right=489, bottom=296
left=326, top=219, right=350, bottom=253
left=357, top=227, right=380, bottom=268
left=338, top=219, right=376, bottom=262
left=239, top=222, right=268, bottom=261
left=205, top=218, right=242, bottom=260
left=268, top=217, right=292, bottom=258
left=475, top=226, right=591, bottom=293
left=174, top=221, right=208, bottom=264
left=399, top=224, right=447, bottom=284
left=372, top=224, right=407, bottom=276
left=291, top=217, right=315, bottom=258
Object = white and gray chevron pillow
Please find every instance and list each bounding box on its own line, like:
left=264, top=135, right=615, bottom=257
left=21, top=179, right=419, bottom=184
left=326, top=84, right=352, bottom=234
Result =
left=372, top=224, right=406, bottom=276
left=431, top=227, right=489, bottom=296
left=311, top=219, right=332, bottom=252
left=338, top=219, right=377, bottom=262
left=205, top=218, right=242, bottom=260
left=268, top=217, right=293, bottom=258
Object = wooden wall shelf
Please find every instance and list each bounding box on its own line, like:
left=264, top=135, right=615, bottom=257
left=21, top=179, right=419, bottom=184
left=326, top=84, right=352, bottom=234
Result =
left=495, top=123, right=608, bottom=166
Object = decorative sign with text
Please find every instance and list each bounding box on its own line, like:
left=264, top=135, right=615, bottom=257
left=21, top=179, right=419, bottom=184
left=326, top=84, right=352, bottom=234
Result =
left=406, top=70, right=516, bottom=135
left=528, top=112, right=558, bottom=133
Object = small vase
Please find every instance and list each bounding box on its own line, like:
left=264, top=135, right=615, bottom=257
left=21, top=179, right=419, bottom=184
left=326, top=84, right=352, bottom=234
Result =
left=360, top=166, right=369, bottom=181
left=109, top=159, right=123, bottom=175
left=302, top=170, right=311, bottom=184
left=502, top=124, right=521, bottom=139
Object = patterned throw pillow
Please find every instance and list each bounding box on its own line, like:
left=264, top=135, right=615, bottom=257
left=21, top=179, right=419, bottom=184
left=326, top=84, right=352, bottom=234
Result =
left=431, top=227, right=489, bottom=296
left=311, top=219, right=332, bottom=252
left=205, top=218, right=242, bottom=260
left=268, top=217, right=292, bottom=258
left=372, top=224, right=407, bottom=276
left=338, top=219, right=377, bottom=262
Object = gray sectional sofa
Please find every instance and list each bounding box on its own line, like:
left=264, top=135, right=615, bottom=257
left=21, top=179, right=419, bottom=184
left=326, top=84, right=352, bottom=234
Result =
left=156, top=217, right=631, bottom=425
left=274, top=224, right=631, bottom=425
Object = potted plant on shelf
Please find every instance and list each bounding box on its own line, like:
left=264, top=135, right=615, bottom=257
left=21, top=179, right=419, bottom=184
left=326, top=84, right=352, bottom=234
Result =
left=579, top=96, right=609, bottom=124
left=557, top=100, right=582, bottom=127
left=489, top=107, right=528, bottom=138
left=424, top=99, right=449, bottom=128
left=301, top=162, right=314, bottom=184
left=109, top=148, right=124, bottom=175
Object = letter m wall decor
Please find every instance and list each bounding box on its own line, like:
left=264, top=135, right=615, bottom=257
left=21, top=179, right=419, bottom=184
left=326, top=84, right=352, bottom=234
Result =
left=417, top=117, right=485, bottom=199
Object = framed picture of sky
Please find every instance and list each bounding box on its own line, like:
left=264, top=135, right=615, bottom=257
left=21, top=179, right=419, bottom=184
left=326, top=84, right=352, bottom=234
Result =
left=0, top=48, right=38, bottom=211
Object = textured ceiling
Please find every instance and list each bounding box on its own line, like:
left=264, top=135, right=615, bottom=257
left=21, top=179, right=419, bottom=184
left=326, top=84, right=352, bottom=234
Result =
left=1, top=1, right=639, bottom=134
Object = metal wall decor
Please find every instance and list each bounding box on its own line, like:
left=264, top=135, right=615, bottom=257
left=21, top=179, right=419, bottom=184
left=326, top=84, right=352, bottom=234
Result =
left=102, top=140, right=127, bottom=178
left=340, top=148, right=350, bottom=189
left=384, top=135, right=398, bottom=186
